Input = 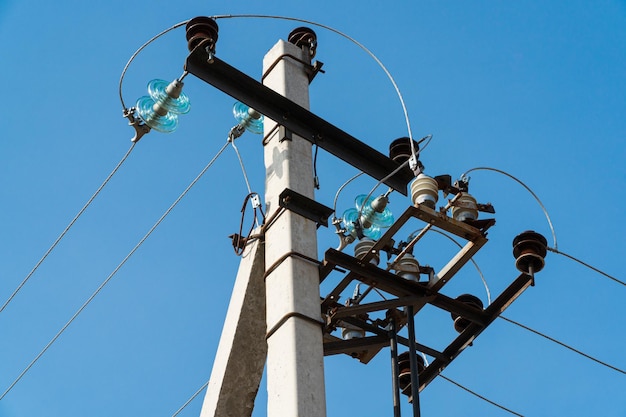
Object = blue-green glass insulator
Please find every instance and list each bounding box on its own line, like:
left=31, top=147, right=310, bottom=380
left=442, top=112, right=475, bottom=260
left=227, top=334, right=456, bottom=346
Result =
left=233, top=101, right=264, bottom=134
left=342, top=208, right=383, bottom=240
left=136, top=95, right=179, bottom=133
left=147, top=79, right=191, bottom=114
left=354, top=194, right=394, bottom=228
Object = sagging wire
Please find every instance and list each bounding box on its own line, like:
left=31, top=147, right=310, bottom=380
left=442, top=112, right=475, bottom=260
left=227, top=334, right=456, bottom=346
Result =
left=118, top=20, right=189, bottom=110
left=430, top=222, right=624, bottom=374
left=229, top=135, right=254, bottom=205
left=232, top=192, right=266, bottom=256
left=332, top=172, right=364, bottom=219
left=460, top=166, right=557, bottom=250
left=171, top=379, right=210, bottom=417
left=429, top=229, right=492, bottom=305
left=425, top=223, right=623, bottom=375
left=439, top=374, right=525, bottom=417
left=119, top=14, right=421, bottom=165
left=0, top=140, right=230, bottom=401
left=462, top=167, right=624, bottom=288
left=227, top=106, right=266, bottom=250
left=330, top=172, right=364, bottom=249
left=212, top=14, right=418, bottom=164
left=356, top=158, right=410, bottom=224
left=0, top=142, right=137, bottom=315
left=425, top=223, right=624, bottom=375
left=416, top=353, right=524, bottom=416
left=547, top=247, right=625, bottom=288
left=499, top=315, right=626, bottom=375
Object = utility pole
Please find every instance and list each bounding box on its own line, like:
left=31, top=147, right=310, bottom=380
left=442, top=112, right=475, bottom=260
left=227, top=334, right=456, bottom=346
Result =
left=262, top=38, right=327, bottom=417
left=184, top=17, right=547, bottom=417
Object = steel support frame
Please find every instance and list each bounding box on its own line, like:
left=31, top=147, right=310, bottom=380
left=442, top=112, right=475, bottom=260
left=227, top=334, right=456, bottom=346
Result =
left=319, top=202, right=534, bottom=394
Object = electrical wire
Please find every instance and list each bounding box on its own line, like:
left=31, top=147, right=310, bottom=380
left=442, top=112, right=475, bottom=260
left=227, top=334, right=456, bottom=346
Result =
left=171, top=379, right=209, bottom=417
left=425, top=224, right=624, bottom=374
left=313, top=141, right=320, bottom=189
left=499, top=315, right=626, bottom=375
left=357, top=158, right=410, bottom=221
left=212, top=14, right=416, bottom=151
left=461, top=167, right=623, bottom=288
left=439, top=374, right=525, bottom=417
left=0, top=143, right=137, bottom=315
left=332, top=172, right=364, bottom=219
left=429, top=229, right=492, bottom=305
left=0, top=141, right=230, bottom=401
left=118, top=20, right=189, bottom=110
left=119, top=14, right=418, bottom=157
left=547, top=247, right=625, bottom=287
left=229, top=135, right=254, bottom=197
left=460, top=166, right=558, bottom=250
left=420, top=338, right=524, bottom=416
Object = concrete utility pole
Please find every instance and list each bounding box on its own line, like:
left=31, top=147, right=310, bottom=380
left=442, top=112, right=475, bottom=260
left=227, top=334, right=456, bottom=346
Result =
left=262, top=39, right=327, bottom=417
left=184, top=18, right=549, bottom=417
left=199, top=235, right=266, bottom=417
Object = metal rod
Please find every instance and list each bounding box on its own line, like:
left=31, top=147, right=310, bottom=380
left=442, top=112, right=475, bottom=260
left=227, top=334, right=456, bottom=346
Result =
left=389, top=317, right=402, bottom=417
left=387, top=194, right=462, bottom=271
left=406, top=305, right=421, bottom=417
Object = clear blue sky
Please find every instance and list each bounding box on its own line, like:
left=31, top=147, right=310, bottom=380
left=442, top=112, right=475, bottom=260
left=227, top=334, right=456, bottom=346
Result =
left=1, top=1, right=625, bottom=416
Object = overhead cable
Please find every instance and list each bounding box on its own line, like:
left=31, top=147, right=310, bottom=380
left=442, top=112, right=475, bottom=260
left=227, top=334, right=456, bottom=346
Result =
left=171, top=379, right=209, bottom=417
left=0, top=143, right=137, bottom=315
left=547, top=247, right=625, bottom=288
left=119, top=21, right=189, bottom=110
left=429, top=228, right=492, bottom=304
left=500, top=315, right=625, bottom=375
left=439, top=374, right=525, bottom=417
left=212, top=14, right=417, bottom=153
left=0, top=141, right=230, bottom=401
left=460, top=166, right=557, bottom=250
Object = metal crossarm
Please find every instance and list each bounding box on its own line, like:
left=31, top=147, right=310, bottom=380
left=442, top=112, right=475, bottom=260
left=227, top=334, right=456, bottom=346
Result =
left=185, top=47, right=415, bottom=195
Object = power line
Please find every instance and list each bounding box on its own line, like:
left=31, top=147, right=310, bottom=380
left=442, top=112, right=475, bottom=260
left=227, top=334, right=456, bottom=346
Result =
left=500, top=315, right=626, bottom=375
left=0, top=141, right=230, bottom=401
left=460, top=166, right=558, bottom=250
left=0, top=143, right=137, bottom=315
left=439, top=374, right=525, bottom=416
left=172, top=379, right=209, bottom=417
left=547, top=247, right=625, bottom=288
left=213, top=14, right=418, bottom=149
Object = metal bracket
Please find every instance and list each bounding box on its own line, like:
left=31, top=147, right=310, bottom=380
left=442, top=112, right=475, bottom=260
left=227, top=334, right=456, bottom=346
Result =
left=278, top=188, right=334, bottom=228
left=279, top=126, right=293, bottom=143
left=123, top=107, right=150, bottom=143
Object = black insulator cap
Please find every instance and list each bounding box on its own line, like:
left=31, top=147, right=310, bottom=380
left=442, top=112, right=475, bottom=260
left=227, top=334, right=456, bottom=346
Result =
left=389, top=137, right=420, bottom=163
left=513, top=230, right=548, bottom=274
left=288, top=26, right=317, bottom=57
left=397, top=351, right=425, bottom=392
left=450, top=294, right=484, bottom=333
left=186, top=16, right=219, bottom=52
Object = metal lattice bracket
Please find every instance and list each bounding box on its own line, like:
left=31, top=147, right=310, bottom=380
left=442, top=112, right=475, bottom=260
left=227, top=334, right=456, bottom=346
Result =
left=318, top=203, right=536, bottom=392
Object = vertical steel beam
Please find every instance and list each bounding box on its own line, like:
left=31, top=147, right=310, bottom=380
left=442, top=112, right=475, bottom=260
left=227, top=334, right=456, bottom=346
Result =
left=389, top=317, right=402, bottom=417
left=406, top=305, right=421, bottom=417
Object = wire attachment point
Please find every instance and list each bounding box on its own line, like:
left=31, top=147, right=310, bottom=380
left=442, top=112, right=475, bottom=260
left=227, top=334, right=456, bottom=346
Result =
left=251, top=194, right=261, bottom=209
left=123, top=107, right=150, bottom=143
